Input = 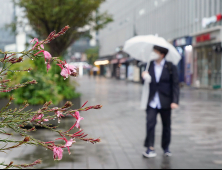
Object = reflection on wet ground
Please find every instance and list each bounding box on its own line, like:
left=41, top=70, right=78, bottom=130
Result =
left=1, top=76, right=222, bottom=169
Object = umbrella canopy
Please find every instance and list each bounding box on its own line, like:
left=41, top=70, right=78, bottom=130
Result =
left=123, top=35, right=181, bottom=65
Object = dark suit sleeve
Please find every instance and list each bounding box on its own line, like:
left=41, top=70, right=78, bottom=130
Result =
left=172, top=64, right=180, bottom=104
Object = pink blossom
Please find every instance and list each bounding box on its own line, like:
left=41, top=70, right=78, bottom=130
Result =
left=54, top=108, right=65, bottom=123
left=47, top=63, right=51, bottom=72
left=56, top=111, right=63, bottom=118
left=32, top=48, right=51, bottom=62
left=64, top=139, right=76, bottom=147
left=68, top=111, right=84, bottom=130
left=64, top=139, right=76, bottom=154
left=31, top=113, right=44, bottom=122
left=31, top=113, right=48, bottom=123
left=30, top=38, right=38, bottom=44
left=30, top=38, right=44, bottom=50
left=31, top=116, right=36, bottom=122
left=58, top=63, right=77, bottom=79
left=36, top=114, right=44, bottom=120
left=65, top=64, right=76, bottom=74
left=34, top=50, right=51, bottom=62
left=60, top=68, right=69, bottom=79
left=53, top=147, right=63, bottom=160
left=39, top=41, right=44, bottom=49
left=65, top=64, right=77, bottom=77
left=74, top=111, right=84, bottom=129
left=56, top=135, right=75, bottom=155
left=33, top=50, right=52, bottom=72
left=43, top=51, right=52, bottom=61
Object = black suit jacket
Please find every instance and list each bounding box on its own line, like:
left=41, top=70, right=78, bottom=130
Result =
left=147, top=60, right=180, bottom=109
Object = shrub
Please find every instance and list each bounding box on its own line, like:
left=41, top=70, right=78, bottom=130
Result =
left=1, top=56, right=80, bottom=105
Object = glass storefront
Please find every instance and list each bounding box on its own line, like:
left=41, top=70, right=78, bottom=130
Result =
left=105, top=65, right=112, bottom=78
left=127, top=64, right=134, bottom=81
left=176, top=47, right=185, bottom=83
left=195, top=44, right=222, bottom=88
left=173, top=37, right=193, bottom=84
left=120, top=65, right=126, bottom=80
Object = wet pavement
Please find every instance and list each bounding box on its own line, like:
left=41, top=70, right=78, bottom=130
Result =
left=1, top=75, right=222, bottom=169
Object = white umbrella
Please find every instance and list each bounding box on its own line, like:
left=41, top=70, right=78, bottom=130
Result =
left=123, top=35, right=181, bottom=110
left=123, top=35, right=181, bottom=65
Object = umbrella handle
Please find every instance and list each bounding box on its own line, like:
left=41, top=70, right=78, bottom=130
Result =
left=140, top=60, right=151, bottom=110
left=145, top=61, right=150, bottom=72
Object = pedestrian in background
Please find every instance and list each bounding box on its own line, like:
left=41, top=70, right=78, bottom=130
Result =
left=142, top=45, right=180, bottom=158
left=87, top=67, right=91, bottom=78
left=93, top=66, right=99, bottom=78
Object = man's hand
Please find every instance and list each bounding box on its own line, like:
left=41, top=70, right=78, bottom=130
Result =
left=171, top=103, right=179, bottom=109
left=142, top=71, right=151, bottom=83
left=142, top=71, right=149, bottom=79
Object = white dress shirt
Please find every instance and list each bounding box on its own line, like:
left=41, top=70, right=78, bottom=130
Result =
left=149, top=59, right=165, bottom=109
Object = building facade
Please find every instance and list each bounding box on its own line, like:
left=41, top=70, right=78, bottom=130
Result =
left=98, top=0, right=222, bottom=88
left=0, top=0, right=16, bottom=51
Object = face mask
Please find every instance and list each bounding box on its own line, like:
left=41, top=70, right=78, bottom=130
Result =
left=150, top=52, right=160, bottom=61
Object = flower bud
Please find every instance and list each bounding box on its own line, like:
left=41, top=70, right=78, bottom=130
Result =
left=94, top=105, right=102, bottom=109
left=24, top=137, right=30, bottom=142
left=62, top=101, right=72, bottom=108
left=10, top=96, right=15, bottom=101
left=29, top=80, right=37, bottom=84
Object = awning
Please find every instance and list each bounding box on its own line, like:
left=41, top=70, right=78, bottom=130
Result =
left=95, top=55, right=113, bottom=65
left=110, top=59, right=118, bottom=64
left=119, top=58, right=127, bottom=63
left=94, top=60, right=109, bottom=65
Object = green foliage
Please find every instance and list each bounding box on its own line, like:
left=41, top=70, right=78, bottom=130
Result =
left=15, top=0, right=113, bottom=56
left=6, top=0, right=112, bottom=104
left=48, top=61, right=81, bottom=101
left=1, top=57, right=80, bottom=105
left=85, top=46, right=99, bottom=65
left=6, top=0, right=112, bottom=105
left=12, top=72, right=62, bottom=105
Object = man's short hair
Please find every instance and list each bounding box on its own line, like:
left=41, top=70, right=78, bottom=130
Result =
left=153, top=45, right=169, bottom=57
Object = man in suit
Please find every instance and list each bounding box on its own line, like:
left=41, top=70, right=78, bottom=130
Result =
left=142, top=45, right=179, bottom=158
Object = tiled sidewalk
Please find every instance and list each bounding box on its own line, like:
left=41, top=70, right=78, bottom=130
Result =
left=1, top=76, right=222, bottom=169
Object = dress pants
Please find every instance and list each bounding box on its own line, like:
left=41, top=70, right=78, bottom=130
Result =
left=144, top=106, right=172, bottom=150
